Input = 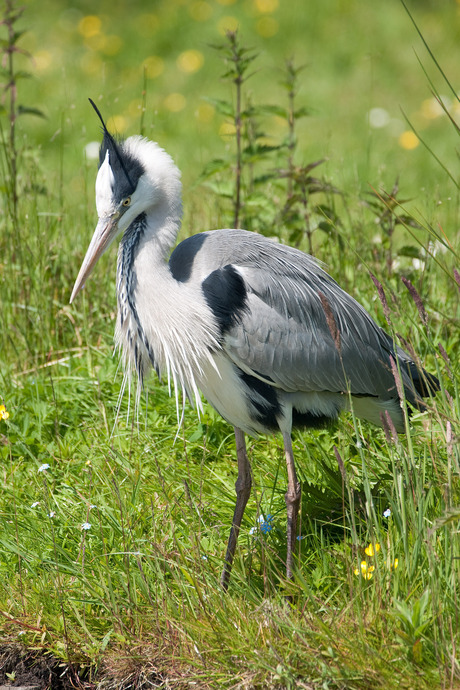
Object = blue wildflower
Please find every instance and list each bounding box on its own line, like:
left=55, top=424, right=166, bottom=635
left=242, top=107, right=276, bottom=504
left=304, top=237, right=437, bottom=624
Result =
left=250, top=513, right=274, bottom=535
left=260, top=514, right=274, bottom=534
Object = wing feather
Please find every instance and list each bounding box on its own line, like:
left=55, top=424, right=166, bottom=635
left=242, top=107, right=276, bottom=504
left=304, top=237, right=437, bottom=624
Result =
left=172, top=229, right=432, bottom=407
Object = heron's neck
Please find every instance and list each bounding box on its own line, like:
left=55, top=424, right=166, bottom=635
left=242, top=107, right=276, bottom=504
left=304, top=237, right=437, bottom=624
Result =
left=115, top=203, right=219, bottom=410
left=116, top=202, right=182, bottom=370
left=134, top=197, right=182, bottom=262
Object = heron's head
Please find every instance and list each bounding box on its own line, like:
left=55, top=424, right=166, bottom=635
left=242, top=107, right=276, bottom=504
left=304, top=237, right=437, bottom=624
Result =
left=70, top=100, right=181, bottom=303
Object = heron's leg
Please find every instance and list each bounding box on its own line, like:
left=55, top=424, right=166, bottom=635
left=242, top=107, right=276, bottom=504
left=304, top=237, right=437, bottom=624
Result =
left=221, top=427, right=252, bottom=590
left=283, top=432, right=301, bottom=581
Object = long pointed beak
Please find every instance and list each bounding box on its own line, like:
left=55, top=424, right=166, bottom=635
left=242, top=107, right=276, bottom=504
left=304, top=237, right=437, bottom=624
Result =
left=70, top=214, right=119, bottom=303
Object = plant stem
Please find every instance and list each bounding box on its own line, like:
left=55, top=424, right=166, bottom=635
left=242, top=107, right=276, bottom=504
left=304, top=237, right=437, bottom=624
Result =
left=226, top=31, right=243, bottom=229
left=285, top=60, right=296, bottom=200
left=1, top=0, right=21, bottom=231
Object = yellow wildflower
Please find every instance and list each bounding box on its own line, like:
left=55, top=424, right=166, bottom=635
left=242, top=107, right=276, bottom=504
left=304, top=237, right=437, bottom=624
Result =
left=354, top=560, right=375, bottom=580
left=365, top=542, right=380, bottom=557
left=0, top=405, right=9, bottom=420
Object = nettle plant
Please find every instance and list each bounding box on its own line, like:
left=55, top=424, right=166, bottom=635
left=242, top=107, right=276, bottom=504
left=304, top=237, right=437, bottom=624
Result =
left=200, top=31, right=341, bottom=255
left=0, top=0, right=44, bottom=233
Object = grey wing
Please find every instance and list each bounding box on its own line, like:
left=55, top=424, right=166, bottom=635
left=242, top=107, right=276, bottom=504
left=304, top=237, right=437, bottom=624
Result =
left=171, top=228, right=428, bottom=406
left=222, top=263, right=402, bottom=400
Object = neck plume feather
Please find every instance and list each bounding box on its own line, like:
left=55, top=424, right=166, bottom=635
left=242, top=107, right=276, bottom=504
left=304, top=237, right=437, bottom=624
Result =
left=113, top=152, right=220, bottom=423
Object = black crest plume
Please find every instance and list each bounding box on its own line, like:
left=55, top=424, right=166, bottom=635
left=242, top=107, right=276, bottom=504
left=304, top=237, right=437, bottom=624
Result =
left=88, top=97, right=135, bottom=190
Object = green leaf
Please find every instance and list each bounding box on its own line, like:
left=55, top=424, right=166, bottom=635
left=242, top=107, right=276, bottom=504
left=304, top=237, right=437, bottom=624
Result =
left=204, top=97, right=234, bottom=118
left=13, top=70, right=32, bottom=80
left=245, top=192, right=275, bottom=211
left=252, top=172, right=279, bottom=185
left=242, top=143, right=284, bottom=162
left=189, top=424, right=206, bottom=442
left=432, top=507, right=460, bottom=529
left=202, top=180, right=234, bottom=198
left=318, top=221, right=334, bottom=235
left=254, top=104, right=289, bottom=119
left=198, top=158, right=231, bottom=181
left=12, top=29, right=28, bottom=44
left=17, top=105, right=46, bottom=118
left=294, top=106, right=310, bottom=119
left=398, top=245, right=422, bottom=259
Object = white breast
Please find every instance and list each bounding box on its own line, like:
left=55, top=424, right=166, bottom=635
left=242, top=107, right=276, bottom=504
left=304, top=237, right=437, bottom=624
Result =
left=116, top=247, right=222, bottom=419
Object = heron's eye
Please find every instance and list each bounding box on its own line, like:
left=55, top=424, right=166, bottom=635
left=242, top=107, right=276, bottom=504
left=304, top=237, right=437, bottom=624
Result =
left=122, top=197, right=131, bottom=207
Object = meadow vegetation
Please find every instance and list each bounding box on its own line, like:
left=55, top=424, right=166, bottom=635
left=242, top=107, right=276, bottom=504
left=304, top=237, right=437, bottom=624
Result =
left=0, top=0, right=459, bottom=687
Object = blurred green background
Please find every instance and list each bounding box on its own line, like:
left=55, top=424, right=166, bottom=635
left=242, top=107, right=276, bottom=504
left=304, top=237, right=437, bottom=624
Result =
left=21, top=0, right=460, bottom=212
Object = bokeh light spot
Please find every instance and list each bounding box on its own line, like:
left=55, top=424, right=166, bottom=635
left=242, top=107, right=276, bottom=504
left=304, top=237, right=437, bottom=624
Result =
left=420, top=97, right=448, bottom=120
left=102, top=35, right=124, bottom=56
left=78, top=15, right=101, bottom=38
left=85, top=141, right=100, bottom=160
left=177, top=50, right=204, bottom=74
left=399, top=131, right=419, bottom=150
left=143, top=56, right=165, bottom=79
left=256, top=17, right=278, bottom=37
left=219, top=122, right=236, bottom=140
left=85, top=33, right=106, bottom=51
left=134, top=13, right=160, bottom=37
left=189, top=1, right=213, bottom=21
left=216, top=0, right=237, bottom=4
left=217, top=16, right=240, bottom=34
left=254, top=0, right=279, bottom=12
left=164, top=93, right=187, bottom=112
left=196, top=103, right=215, bottom=123
left=128, top=99, right=144, bottom=118
left=107, top=115, right=128, bottom=133
left=368, top=107, right=390, bottom=128
left=33, top=50, right=52, bottom=72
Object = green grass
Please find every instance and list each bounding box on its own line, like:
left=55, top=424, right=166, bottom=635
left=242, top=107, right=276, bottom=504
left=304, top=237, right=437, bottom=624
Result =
left=0, top=1, right=459, bottom=687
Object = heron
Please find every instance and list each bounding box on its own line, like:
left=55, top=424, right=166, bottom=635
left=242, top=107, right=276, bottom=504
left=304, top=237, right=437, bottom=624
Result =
left=71, top=100, right=439, bottom=590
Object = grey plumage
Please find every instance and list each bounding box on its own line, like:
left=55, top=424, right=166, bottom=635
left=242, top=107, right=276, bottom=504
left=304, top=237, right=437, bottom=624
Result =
left=71, top=105, right=439, bottom=589
left=171, top=229, right=434, bottom=432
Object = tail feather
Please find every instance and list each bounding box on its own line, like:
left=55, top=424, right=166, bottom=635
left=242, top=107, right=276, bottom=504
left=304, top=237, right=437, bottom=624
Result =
left=406, top=361, right=440, bottom=400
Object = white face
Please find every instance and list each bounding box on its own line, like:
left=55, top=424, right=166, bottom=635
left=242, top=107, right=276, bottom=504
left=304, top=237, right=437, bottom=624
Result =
left=95, top=151, right=117, bottom=218
left=94, top=149, right=154, bottom=236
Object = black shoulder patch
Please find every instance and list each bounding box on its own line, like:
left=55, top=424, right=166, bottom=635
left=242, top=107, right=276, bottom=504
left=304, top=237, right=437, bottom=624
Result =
left=202, top=264, right=248, bottom=335
left=169, top=233, right=207, bottom=282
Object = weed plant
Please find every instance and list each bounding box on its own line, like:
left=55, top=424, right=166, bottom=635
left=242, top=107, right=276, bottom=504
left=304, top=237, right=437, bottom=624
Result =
left=0, top=3, right=459, bottom=689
